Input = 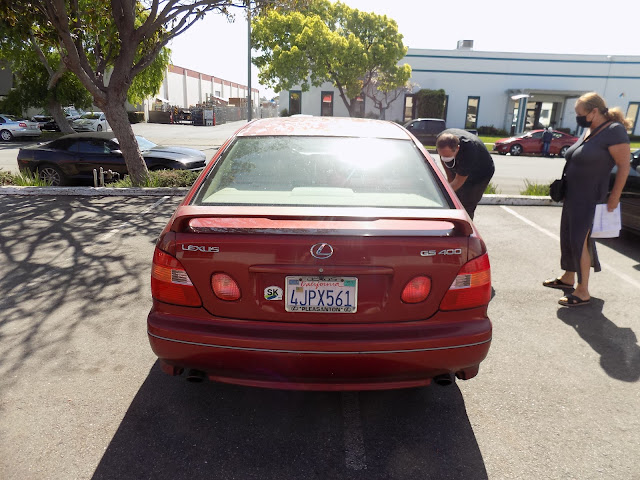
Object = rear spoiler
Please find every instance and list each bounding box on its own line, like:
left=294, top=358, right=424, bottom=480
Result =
left=170, top=206, right=474, bottom=237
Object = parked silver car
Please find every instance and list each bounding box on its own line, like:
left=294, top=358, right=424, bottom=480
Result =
left=0, top=114, right=42, bottom=141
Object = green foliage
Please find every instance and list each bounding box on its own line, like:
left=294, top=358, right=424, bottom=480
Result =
left=2, top=169, right=53, bottom=186
left=110, top=170, right=201, bottom=188
left=128, top=46, right=171, bottom=106
left=127, top=111, right=145, bottom=124
left=415, top=89, right=446, bottom=119
left=477, top=125, right=509, bottom=137
left=252, top=0, right=410, bottom=116
left=521, top=180, right=550, bottom=196
left=279, top=108, right=289, bottom=117
left=484, top=182, right=499, bottom=194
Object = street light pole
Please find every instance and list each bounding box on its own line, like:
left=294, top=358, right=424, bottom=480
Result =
left=247, top=3, right=252, bottom=121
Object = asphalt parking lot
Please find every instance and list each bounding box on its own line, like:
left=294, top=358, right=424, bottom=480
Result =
left=0, top=195, right=638, bottom=480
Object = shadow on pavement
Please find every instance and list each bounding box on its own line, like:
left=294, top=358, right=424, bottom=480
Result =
left=0, top=195, right=177, bottom=385
left=596, top=230, right=640, bottom=270
left=557, top=297, right=640, bottom=382
left=92, top=364, right=488, bottom=480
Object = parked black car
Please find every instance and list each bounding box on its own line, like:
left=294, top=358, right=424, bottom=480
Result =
left=403, top=118, right=446, bottom=146
left=17, top=132, right=207, bottom=186
left=31, top=115, right=60, bottom=131
left=610, top=149, right=640, bottom=234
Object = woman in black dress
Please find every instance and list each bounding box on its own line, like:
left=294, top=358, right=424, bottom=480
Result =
left=543, top=92, right=630, bottom=306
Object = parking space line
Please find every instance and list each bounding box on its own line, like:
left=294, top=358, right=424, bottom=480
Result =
left=341, top=392, right=367, bottom=471
left=500, top=205, right=640, bottom=291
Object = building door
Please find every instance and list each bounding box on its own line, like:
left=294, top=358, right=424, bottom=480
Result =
left=321, top=92, right=333, bottom=116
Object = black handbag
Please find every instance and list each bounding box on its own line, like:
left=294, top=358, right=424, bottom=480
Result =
left=550, top=168, right=567, bottom=202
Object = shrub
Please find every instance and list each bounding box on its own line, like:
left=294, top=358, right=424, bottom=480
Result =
left=414, top=89, right=446, bottom=119
left=520, top=180, right=550, bottom=196
left=0, top=169, right=14, bottom=186
left=477, top=125, right=509, bottom=137
left=127, top=111, right=145, bottom=124
left=109, top=169, right=200, bottom=188
left=279, top=108, right=289, bottom=117
left=484, top=182, right=500, bottom=194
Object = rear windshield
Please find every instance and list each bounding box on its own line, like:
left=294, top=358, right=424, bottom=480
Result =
left=192, top=136, right=449, bottom=208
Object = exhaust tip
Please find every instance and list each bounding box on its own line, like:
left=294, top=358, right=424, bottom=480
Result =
left=185, top=369, right=206, bottom=383
left=433, top=373, right=455, bottom=386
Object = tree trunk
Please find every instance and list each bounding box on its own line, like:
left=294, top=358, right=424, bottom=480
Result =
left=47, top=99, right=75, bottom=134
left=103, top=99, right=149, bottom=186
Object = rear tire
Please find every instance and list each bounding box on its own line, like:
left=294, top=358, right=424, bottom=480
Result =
left=96, top=124, right=103, bottom=132
left=559, top=146, right=569, bottom=157
left=0, top=129, right=13, bottom=142
left=509, top=144, right=523, bottom=156
left=38, top=164, right=67, bottom=186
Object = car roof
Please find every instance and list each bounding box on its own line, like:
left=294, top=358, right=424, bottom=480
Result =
left=55, top=132, right=117, bottom=140
left=237, top=116, right=411, bottom=140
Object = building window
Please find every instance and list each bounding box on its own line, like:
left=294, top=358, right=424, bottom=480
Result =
left=354, top=96, right=365, bottom=118
left=626, top=102, right=639, bottom=135
left=404, top=94, right=414, bottom=123
left=321, top=92, right=333, bottom=116
left=465, top=96, right=480, bottom=130
left=289, top=91, right=301, bottom=115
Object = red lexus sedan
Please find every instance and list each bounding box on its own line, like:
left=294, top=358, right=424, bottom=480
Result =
left=493, top=129, right=578, bottom=156
left=147, top=116, right=492, bottom=391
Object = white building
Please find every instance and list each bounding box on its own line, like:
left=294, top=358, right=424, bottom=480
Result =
left=279, top=42, right=640, bottom=136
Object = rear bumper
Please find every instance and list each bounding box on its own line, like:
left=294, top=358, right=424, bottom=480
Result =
left=11, top=129, right=41, bottom=138
left=147, top=305, right=492, bottom=391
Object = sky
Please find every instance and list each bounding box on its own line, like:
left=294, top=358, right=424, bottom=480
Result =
left=168, top=0, right=640, bottom=99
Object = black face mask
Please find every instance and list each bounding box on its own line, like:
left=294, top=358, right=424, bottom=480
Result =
left=576, top=115, right=592, bottom=128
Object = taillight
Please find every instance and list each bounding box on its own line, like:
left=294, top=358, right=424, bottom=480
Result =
left=211, top=273, right=241, bottom=301
left=19, top=122, right=27, bottom=127
left=440, top=254, right=491, bottom=310
left=151, top=248, right=201, bottom=306
left=401, top=276, right=432, bottom=303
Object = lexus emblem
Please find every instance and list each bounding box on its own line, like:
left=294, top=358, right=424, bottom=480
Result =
left=310, top=243, right=333, bottom=259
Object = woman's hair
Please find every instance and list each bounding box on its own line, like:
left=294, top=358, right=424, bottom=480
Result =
left=577, top=92, right=631, bottom=128
left=436, top=133, right=460, bottom=150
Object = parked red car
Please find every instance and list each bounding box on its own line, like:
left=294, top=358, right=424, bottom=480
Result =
left=493, top=129, right=578, bottom=157
left=147, top=116, right=492, bottom=391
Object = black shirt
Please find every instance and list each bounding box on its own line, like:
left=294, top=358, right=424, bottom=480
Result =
left=438, top=128, right=495, bottom=183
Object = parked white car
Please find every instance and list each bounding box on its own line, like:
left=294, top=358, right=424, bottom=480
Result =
left=0, top=114, right=42, bottom=141
left=72, top=111, right=110, bottom=132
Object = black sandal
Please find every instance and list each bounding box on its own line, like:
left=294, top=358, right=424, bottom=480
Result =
left=558, top=294, right=591, bottom=307
left=543, top=278, right=574, bottom=289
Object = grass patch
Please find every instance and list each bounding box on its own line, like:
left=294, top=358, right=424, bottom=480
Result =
left=484, top=182, right=500, bottom=194
left=520, top=180, right=550, bottom=196
left=0, top=168, right=52, bottom=186
left=109, top=169, right=201, bottom=188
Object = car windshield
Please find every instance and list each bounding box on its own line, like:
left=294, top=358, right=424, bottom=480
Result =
left=193, top=136, right=449, bottom=208
left=81, top=113, right=102, bottom=120
left=135, top=136, right=157, bottom=150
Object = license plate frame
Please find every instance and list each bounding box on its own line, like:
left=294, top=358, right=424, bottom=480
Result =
left=285, top=276, right=358, bottom=313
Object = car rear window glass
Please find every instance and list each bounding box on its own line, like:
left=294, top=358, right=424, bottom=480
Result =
left=192, top=136, right=449, bottom=208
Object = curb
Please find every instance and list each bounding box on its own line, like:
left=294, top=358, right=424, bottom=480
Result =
left=0, top=186, right=561, bottom=206
left=0, top=186, right=189, bottom=196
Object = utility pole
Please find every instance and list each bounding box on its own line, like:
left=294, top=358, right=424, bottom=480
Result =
left=247, top=4, right=252, bottom=121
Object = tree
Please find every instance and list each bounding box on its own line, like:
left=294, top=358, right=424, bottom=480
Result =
left=0, top=13, right=93, bottom=133
left=252, top=0, right=411, bottom=118
left=362, top=72, right=414, bottom=121
left=1, top=1, right=243, bottom=186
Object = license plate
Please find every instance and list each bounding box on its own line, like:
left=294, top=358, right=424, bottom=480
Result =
left=285, top=276, right=357, bottom=313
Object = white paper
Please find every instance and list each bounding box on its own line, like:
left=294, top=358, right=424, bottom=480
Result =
left=591, top=204, right=621, bottom=238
